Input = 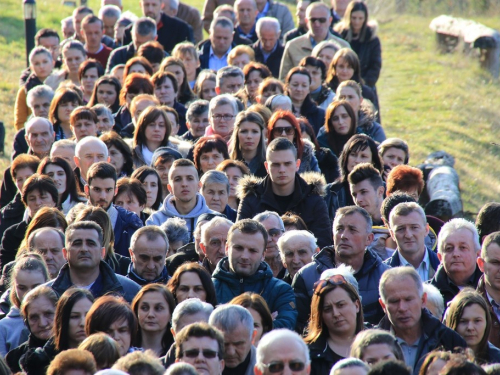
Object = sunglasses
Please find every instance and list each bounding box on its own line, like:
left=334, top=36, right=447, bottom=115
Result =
left=273, top=126, right=296, bottom=136
left=181, top=349, right=219, bottom=359
left=310, top=17, right=327, bottom=24
left=313, top=274, right=347, bottom=294
left=262, top=360, right=306, bottom=373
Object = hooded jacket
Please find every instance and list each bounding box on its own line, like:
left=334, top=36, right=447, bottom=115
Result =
left=146, top=194, right=217, bottom=242
left=113, top=205, right=144, bottom=257
left=213, top=258, right=297, bottom=330
left=292, top=247, right=390, bottom=332
left=0, top=307, right=29, bottom=356
left=237, top=172, right=332, bottom=249
left=126, top=263, right=170, bottom=286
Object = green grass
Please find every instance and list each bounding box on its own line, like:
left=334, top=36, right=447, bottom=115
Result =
left=1, top=0, right=500, bottom=217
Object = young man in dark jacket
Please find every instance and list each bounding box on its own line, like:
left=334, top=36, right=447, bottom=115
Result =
left=212, top=219, right=297, bottom=329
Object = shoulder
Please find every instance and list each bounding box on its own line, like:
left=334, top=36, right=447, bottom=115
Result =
left=299, top=171, right=326, bottom=197
left=116, top=206, right=143, bottom=227
left=237, top=174, right=265, bottom=200
left=116, top=274, right=141, bottom=291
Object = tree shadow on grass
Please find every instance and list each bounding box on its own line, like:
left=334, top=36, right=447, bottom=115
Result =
left=0, top=16, right=28, bottom=44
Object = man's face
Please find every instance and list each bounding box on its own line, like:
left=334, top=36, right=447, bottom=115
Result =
left=96, top=114, right=114, bottom=132
left=62, top=21, right=75, bottom=39
left=32, top=230, right=67, bottom=278
left=306, top=6, right=331, bottom=38
left=30, top=96, right=52, bottom=118
left=72, top=119, right=98, bottom=142
left=380, top=276, right=426, bottom=334
left=479, top=243, right=500, bottom=293
left=179, top=336, right=225, bottom=375
left=334, top=212, right=373, bottom=259
left=350, top=180, right=384, bottom=221
left=236, top=0, right=257, bottom=28
left=382, top=147, right=406, bottom=169
left=129, top=234, right=168, bottom=281
left=85, top=177, right=116, bottom=210
left=260, top=216, right=283, bottom=259
left=222, top=323, right=253, bottom=368
left=210, top=26, right=233, bottom=56
left=390, top=212, right=429, bottom=259
left=218, top=76, right=244, bottom=95
left=187, top=113, right=210, bottom=138
left=39, top=36, right=60, bottom=62
left=25, top=120, right=55, bottom=157
left=74, top=142, right=109, bottom=182
left=210, top=104, right=235, bottom=138
left=141, top=0, right=163, bottom=22
left=281, top=236, right=315, bottom=279
left=167, top=166, right=200, bottom=203
left=227, top=229, right=265, bottom=277
left=438, top=228, right=479, bottom=283
left=63, top=228, right=105, bottom=271
left=259, top=26, right=279, bottom=54
left=82, top=21, right=103, bottom=49
left=26, top=189, right=56, bottom=218
left=202, top=223, right=231, bottom=268
left=202, top=183, right=228, bottom=213
left=296, top=1, right=309, bottom=28
left=102, top=15, right=118, bottom=38
left=133, top=31, right=156, bottom=50
left=265, top=149, right=300, bottom=190
left=52, top=145, right=76, bottom=170
left=257, top=338, right=310, bottom=375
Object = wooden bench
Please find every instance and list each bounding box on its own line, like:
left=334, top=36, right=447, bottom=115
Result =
left=429, top=15, right=500, bottom=77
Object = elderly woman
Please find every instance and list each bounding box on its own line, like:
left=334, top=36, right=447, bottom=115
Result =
left=200, top=170, right=236, bottom=221
left=161, top=217, right=190, bottom=256
left=193, top=135, right=230, bottom=176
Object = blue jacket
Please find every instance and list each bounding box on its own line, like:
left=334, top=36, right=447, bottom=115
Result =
left=46, top=261, right=141, bottom=303
left=212, top=258, right=297, bottom=330
left=292, top=247, right=390, bottom=332
left=113, top=205, right=144, bottom=257
left=384, top=247, right=440, bottom=281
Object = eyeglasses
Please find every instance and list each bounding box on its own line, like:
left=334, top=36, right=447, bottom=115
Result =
left=272, top=127, right=296, bottom=136
left=212, top=114, right=235, bottom=121
left=267, top=228, right=284, bottom=238
left=181, top=349, right=219, bottom=359
left=262, top=360, right=306, bottom=373
left=309, top=17, right=327, bottom=24
left=313, top=274, right=347, bottom=294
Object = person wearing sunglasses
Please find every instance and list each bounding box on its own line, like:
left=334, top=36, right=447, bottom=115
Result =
left=254, top=328, right=311, bottom=375
left=279, top=2, right=349, bottom=81
left=175, top=322, right=225, bottom=375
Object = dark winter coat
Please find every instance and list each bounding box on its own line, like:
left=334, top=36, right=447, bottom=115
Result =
left=165, top=242, right=199, bottom=276
left=308, top=333, right=344, bottom=375
left=6, top=335, right=47, bottom=373
left=252, top=40, right=284, bottom=78
left=283, top=26, right=307, bottom=44
left=113, top=204, right=144, bottom=257
left=0, top=193, right=25, bottom=241
left=213, top=258, right=297, bottom=329
left=113, top=105, right=132, bottom=135
left=237, top=172, right=333, bottom=249
left=323, top=180, right=354, bottom=224
left=384, top=247, right=440, bottom=281
left=315, top=147, right=340, bottom=183
left=0, top=220, right=28, bottom=271
left=20, top=337, right=58, bottom=375
left=126, top=264, right=170, bottom=286
left=357, top=110, right=386, bottom=143
left=295, top=96, right=326, bottom=135
left=0, top=167, right=17, bottom=209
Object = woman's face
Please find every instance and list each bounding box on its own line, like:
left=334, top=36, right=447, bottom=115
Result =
left=176, top=272, right=207, bottom=303
left=232, top=53, right=251, bottom=70
left=350, top=10, right=366, bottom=34
left=335, top=57, right=355, bottom=83
left=382, top=147, right=406, bottom=169
left=108, top=145, right=125, bottom=175
left=165, top=64, right=185, bottom=86
left=273, top=119, right=296, bottom=143
left=200, top=149, right=225, bottom=173
left=225, top=167, right=243, bottom=198
left=246, top=71, right=264, bottom=99
left=27, top=296, right=55, bottom=341
left=97, top=83, right=118, bottom=107
left=44, top=164, right=67, bottom=195
left=180, top=52, right=199, bottom=79
left=361, top=343, right=397, bottom=367
left=338, top=86, right=362, bottom=113
left=107, top=317, right=132, bottom=357
left=129, top=63, right=147, bottom=75
left=331, top=105, right=352, bottom=135
left=68, top=297, right=93, bottom=348
left=115, top=192, right=144, bottom=217
left=31, top=53, right=53, bottom=81
left=81, top=67, right=100, bottom=95
left=248, top=307, right=264, bottom=346
left=143, top=174, right=160, bottom=208
left=317, top=47, right=336, bottom=70
left=64, top=48, right=86, bottom=74
left=456, top=303, right=487, bottom=350
left=201, top=79, right=217, bottom=101
left=145, top=115, right=168, bottom=146
left=347, top=146, right=373, bottom=172
left=238, top=121, right=261, bottom=153
left=288, top=73, right=310, bottom=103
left=15, top=167, right=35, bottom=193
left=154, top=78, right=176, bottom=106
left=15, top=270, right=46, bottom=303
left=58, top=101, right=78, bottom=124
left=137, top=291, right=172, bottom=334
left=321, top=287, right=359, bottom=336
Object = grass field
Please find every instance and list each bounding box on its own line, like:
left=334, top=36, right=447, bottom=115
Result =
left=1, top=0, right=500, bottom=217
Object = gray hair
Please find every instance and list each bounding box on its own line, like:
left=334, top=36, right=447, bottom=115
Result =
left=253, top=211, right=285, bottom=231
left=389, top=202, right=427, bottom=229
left=423, top=283, right=444, bottom=319
left=256, top=17, right=280, bottom=38
left=437, top=218, right=481, bottom=254
left=277, top=230, right=316, bottom=263
left=186, top=99, right=209, bottom=122
left=265, top=94, right=292, bottom=112
left=130, top=225, right=169, bottom=253
left=334, top=206, right=373, bottom=234
left=379, top=267, right=423, bottom=304
left=132, top=17, right=157, bottom=38
left=27, top=85, right=54, bottom=109
left=51, top=139, right=76, bottom=153
left=256, top=329, right=310, bottom=371
left=209, top=304, right=254, bottom=339
left=200, top=217, right=233, bottom=245
left=216, top=66, right=244, bottom=89
left=208, top=94, right=238, bottom=118
left=171, top=298, right=214, bottom=333
left=161, top=218, right=189, bottom=246
left=75, top=136, right=108, bottom=158
left=200, top=170, right=230, bottom=193
left=312, top=41, right=341, bottom=58
left=209, top=16, right=234, bottom=34
left=321, top=265, right=360, bottom=296
left=165, top=363, right=198, bottom=375
left=61, top=16, right=73, bottom=28
left=92, top=104, right=114, bottom=125
left=26, top=116, right=54, bottom=135
left=166, top=0, right=179, bottom=11
left=99, top=5, right=121, bottom=19
left=330, top=358, right=369, bottom=375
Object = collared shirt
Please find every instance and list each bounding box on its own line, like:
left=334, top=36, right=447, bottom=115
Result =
left=260, top=41, right=278, bottom=62
left=236, top=25, right=257, bottom=41
left=208, top=45, right=230, bottom=71
left=309, top=34, right=328, bottom=49
left=396, top=336, right=421, bottom=370
left=486, top=289, right=500, bottom=322
left=398, top=248, right=430, bottom=281
left=256, top=0, right=270, bottom=20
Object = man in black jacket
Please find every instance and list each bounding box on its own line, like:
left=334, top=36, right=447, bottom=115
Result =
left=252, top=17, right=283, bottom=78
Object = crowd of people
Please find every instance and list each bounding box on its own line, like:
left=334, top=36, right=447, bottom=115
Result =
left=2, top=0, right=500, bottom=374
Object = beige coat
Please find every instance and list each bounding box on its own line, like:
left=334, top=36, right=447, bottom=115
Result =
left=177, top=2, right=203, bottom=44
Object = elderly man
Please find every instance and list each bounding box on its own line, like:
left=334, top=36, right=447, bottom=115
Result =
left=254, top=211, right=285, bottom=278
left=213, top=219, right=297, bottom=329
left=199, top=217, right=233, bottom=274
left=127, top=226, right=170, bottom=285
left=283, top=0, right=309, bottom=43
left=209, top=305, right=256, bottom=375
left=163, top=0, right=203, bottom=44
left=235, top=0, right=258, bottom=43
left=28, top=228, right=67, bottom=279
left=98, top=5, right=121, bottom=38
left=279, top=2, right=349, bottom=80
left=81, top=15, right=112, bottom=68
left=292, top=205, right=390, bottom=331
left=216, top=66, right=245, bottom=95
left=429, top=218, right=483, bottom=306
left=61, top=17, right=75, bottom=39
left=200, top=171, right=237, bottom=221
left=199, top=17, right=235, bottom=70
left=378, top=267, right=465, bottom=374
left=205, top=94, right=238, bottom=142
left=252, top=17, right=283, bottom=78
left=254, top=0, right=293, bottom=39
left=254, top=329, right=310, bottom=375
left=277, top=230, right=317, bottom=284
left=74, top=136, right=110, bottom=191
left=384, top=202, right=440, bottom=282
